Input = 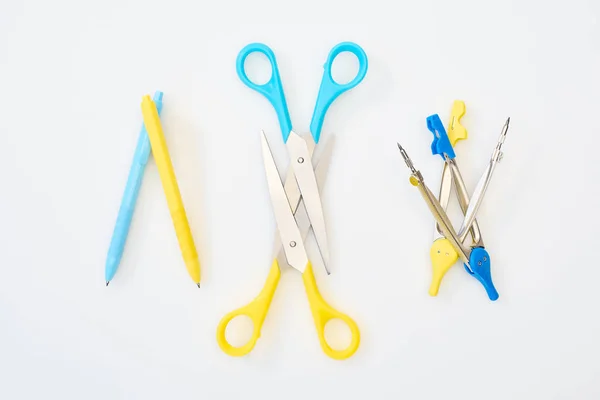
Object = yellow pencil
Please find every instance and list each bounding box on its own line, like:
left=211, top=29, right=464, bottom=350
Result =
left=141, top=95, right=201, bottom=287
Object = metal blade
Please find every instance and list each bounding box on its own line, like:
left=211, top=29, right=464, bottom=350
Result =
left=286, top=131, right=330, bottom=272
left=283, top=134, right=315, bottom=215
left=274, top=135, right=335, bottom=268
left=260, top=131, right=308, bottom=273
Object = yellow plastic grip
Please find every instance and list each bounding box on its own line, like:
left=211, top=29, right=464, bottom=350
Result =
left=216, top=259, right=281, bottom=357
left=428, top=238, right=460, bottom=296
left=302, top=262, right=360, bottom=360
left=447, top=100, right=468, bottom=146
left=141, top=96, right=201, bottom=285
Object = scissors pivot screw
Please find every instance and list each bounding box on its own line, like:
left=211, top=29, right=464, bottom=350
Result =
left=289, top=241, right=297, bottom=248
left=297, top=157, right=305, bottom=164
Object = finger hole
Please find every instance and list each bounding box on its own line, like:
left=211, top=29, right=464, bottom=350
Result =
left=225, top=315, right=254, bottom=347
left=244, top=52, right=272, bottom=85
left=324, top=318, right=352, bottom=351
left=331, top=51, right=359, bottom=85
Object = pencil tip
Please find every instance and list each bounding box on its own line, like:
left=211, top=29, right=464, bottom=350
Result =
left=106, top=281, right=110, bottom=287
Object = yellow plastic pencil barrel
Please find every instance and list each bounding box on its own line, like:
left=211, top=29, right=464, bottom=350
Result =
left=141, top=96, right=201, bottom=285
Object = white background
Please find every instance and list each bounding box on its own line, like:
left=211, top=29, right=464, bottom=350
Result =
left=1, top=0, right=599, bottom=399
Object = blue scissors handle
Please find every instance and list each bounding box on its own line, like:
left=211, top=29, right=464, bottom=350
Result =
left=236, top=43, right=293, bottom=142
left=310, top=42, right=368, bottom=143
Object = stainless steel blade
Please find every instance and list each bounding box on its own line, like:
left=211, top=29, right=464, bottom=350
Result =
left=286, top=131, right=330, bottom=272
left=274, top=135, right=335, bottom=268
left=283, top=135, right=315, bottom=215
left=260, top=131, right=308, bottom=273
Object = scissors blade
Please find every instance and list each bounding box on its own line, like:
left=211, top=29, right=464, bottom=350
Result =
left=260, top=131, right=309, bottom=273
left=283, top=134, right=315, bottom=215
left=274, top=135, right=335, bottom=267
left=286, top=131, right=330, bottom=272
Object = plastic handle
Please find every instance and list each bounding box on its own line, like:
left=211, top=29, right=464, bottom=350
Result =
left=141, top=96, right=201, bottom=285
left=465, top=247, right=499, bottom=301
left=309, top=42, right=368, bottom=143
left=236, top=43, right=293, bottom=142
left=302, top=262, right=360, bottom=360
left=105, top=91, right=163, bottom=283
left=427, top=114, right=456, bottom=160
left=447, top=100, right=468, bottom=146
left=428, top=238, right=459, bottom=296
left=217, top=260, right=281, bottom=357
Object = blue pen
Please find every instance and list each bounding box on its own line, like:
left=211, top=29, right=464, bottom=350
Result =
left=105, top=91, right=164, bottom=286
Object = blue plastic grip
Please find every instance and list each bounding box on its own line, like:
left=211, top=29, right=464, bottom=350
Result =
left=464, top=247, right=499, bottom=301
left=236, top=43, right=293, bottom=142
left=309, top=42, right=368, bottom=143
left=105, top=91, right=164, bottom=283
left=427, top=114, right=455, bottom=160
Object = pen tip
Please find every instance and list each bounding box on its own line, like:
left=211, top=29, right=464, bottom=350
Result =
left=197, top=283, right=201, bottom=289
left=106, top=281, right=110, bottom=287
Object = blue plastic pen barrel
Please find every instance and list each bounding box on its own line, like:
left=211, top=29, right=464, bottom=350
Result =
left=105, top=91, right=164, bottom=284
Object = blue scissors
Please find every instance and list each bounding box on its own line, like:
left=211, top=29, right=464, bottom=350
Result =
left=216, top=43, right=367, bottom=358
left=236, top=42, right=368, bottom=272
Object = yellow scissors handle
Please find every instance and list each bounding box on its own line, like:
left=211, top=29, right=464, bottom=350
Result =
left=302, top=262, right=360, bottom=360
left=217, top=261, right=359, bottom=360
left=428, top=238, right=459, bottom=296
left=216, top=259, right=280, bottom=357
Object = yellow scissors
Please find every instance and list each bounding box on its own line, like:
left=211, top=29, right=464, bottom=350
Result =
left=217, top=42, right=367, bottom=360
